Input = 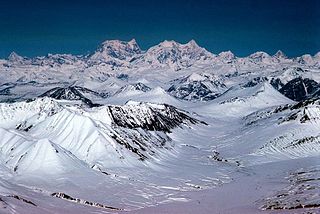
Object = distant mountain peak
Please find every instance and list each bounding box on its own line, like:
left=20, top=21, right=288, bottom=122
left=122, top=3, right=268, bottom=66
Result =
left=186, top=39, right=197, bottom=45
left=184, top=39, right=201, bottom=48
left=273, top=50, right=287, bottom=59
left=247, top=51, right=272, bottom=63
left=100, top=39, right=141, bottom=54
left=158, top=40, right=180, bottom=48
left=142, top=39, right=214, bottom=70
left=2, top=39, right=319, bottom=71
left=249, top=51, right=270, bottom=58
left=128, top=38, right=137, bottom=43
left=8, top=51, right=25, bottom=62
left=156, top=40, right=201, bottom=49
left=89, top=39, right=142, bottom=65
left=128, top=38, right=139, bottom=48
left=218, top=51, right=236, bottom=60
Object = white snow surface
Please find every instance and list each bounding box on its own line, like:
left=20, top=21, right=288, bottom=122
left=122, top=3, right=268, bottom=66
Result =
left=0, top=39, right=320, bottom=213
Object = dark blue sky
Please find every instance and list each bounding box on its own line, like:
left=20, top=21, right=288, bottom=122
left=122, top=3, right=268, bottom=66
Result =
left=0, top=0, right=319, bottom=58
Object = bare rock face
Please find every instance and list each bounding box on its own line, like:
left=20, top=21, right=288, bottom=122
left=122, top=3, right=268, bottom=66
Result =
left=39, top=86, right=104, bottom=107
left=279, top=77, right=320, bottom=101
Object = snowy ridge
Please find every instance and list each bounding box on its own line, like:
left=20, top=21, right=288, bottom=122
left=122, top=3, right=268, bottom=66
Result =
left=244, top=97, right=320, bottom=128
left=0, top=129, right=87, bottom=174
left=106, top=101, right=202, bottom=132
left=0, top=38, right=320, bottom=213
left=0, top=97, right=61, bottom=129
left=196, top=82, right=293, bottom=117
left=0, top=98, right=204, bottom=171
left=256, top=132, right=320, bottom=159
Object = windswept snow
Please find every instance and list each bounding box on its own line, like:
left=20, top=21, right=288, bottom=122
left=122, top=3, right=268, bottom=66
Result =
left=0, top=39, right=320, bottom=213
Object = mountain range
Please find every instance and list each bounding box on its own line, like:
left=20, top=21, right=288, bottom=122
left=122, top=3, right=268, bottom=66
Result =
left=3, top=39, right=320, bottom=70
left=0, top=39, right=319, bottom=213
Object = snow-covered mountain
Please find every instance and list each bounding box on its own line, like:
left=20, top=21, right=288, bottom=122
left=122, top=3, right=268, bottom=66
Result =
left=0, top=39, right=320, bottom=214
left=8, top=52, right=27, bottom=63
left=88, top=39, right=142, bottom=68
left=139, top=40, right=215, bottom=70
left=39, top=86, right=107, bottom=107
left=0, top=98, right=202, bottom=167
left=32, top=54, right=83, bottom=66
left=167, top=73, right=226, bottom=101
left=215, top=51, right=236, bottom=63
left=113, top=82, right=151, bottom=97
left=2, top=39, right=319, bottom=72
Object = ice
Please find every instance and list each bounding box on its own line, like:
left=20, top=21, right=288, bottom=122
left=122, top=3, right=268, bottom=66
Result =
left=0, top=39, right=319, bottom=213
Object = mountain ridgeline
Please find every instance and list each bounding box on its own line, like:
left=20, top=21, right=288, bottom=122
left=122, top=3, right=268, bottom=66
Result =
left=0, top=39, right=320, bottom=213
left=3, top=39, right=320, bottom=70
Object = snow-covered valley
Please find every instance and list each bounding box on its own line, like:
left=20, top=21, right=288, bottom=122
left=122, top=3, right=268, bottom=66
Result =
left=0, top=39, right=320, bottom=213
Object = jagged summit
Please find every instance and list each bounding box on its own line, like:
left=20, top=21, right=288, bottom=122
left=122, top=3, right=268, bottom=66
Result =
left=1, top=39, right=319, bottom=70
left=141, top=39, right=214, bottom=70
left=39, top=86, right=103, bottom=107
left=100, top=38, right=141, bottom=55
left=249, top=51, right=270, bottom=59
left=245, top=51, right=275, bottom=64
left=88, top=39, right=142, bottom=66
left=186, top=39, right=199, bottom=47
left=157, top=40, right=180, bottom=48
left=158, top=39, right=201, bottom=48
left=273, top=50, right=287, bottom=59
left=295, top=54, right=315, bottom=65
left=217, top=51, right=236, bottom=61
left=8, top=51, right=26, bottom=62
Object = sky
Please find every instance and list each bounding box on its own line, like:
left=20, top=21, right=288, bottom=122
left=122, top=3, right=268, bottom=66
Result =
left=0, top=0, right=319, bottom=58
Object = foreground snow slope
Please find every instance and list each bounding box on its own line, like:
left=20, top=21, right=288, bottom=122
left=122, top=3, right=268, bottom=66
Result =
left=0, top=39, right=320, bottom=213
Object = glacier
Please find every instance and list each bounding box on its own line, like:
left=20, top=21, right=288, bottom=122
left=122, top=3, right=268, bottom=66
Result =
left=0, top=39, right=320, bottom=213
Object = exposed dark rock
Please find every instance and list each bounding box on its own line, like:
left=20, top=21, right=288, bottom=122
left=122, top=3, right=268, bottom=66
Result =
left=16, top=122, right=33, bottom=132
left=209, top=151, right=241, bottom=166
left=243, top=77, right=268, bottom=88
left=116, top=73, right=129, bottom=80
left=259, top=167, right=320, bottom=210
left=283, top=136, right=320, bottom=149
left=167, top=73, right=226, bottom=101
left=279, top=77, right=320, bottom=101
left=110, top=133, right=148, bottom=160
left=51, top=192, right=122, bottom=211
left=39, top=86, right=103, bottom=107
left=7, top=195, right=37, bottom=206
left=107, top=103, right=205, bottom=132
left=0, top=197, right=8, bottom=208
left=270, top=78, right=284, bottom=90
left=168, top=81, right=222, bottom=101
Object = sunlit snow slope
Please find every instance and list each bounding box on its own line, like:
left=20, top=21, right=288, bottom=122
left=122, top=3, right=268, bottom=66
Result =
left=0, top=39, right=320, bottom=214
